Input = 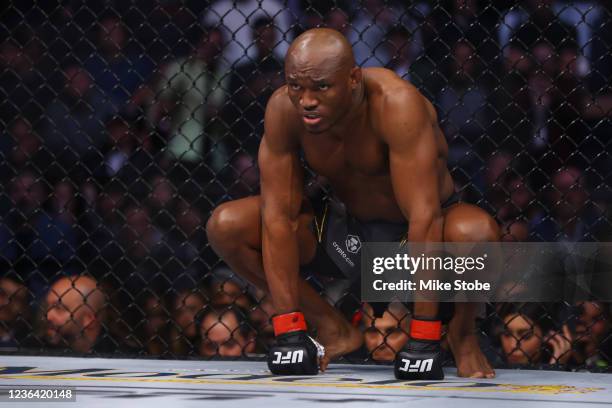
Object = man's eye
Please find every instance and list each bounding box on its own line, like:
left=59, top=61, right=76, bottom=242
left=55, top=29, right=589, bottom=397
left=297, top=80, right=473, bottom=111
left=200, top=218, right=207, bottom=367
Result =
left=290, top=84, right=301, bottom=91
left=318, top=84, right=329, bottom=90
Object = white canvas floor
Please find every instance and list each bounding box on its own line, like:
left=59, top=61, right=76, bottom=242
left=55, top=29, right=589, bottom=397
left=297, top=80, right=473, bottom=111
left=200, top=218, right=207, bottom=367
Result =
left=0, top=355, right=610, bottom=407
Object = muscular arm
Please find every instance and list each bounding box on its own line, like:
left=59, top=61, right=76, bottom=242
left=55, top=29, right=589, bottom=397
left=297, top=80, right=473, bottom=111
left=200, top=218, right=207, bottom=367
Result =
left=259, top=91, right=303, bottom=313
left=380, top=89, right=444, bottom=243
left=379, top=87, right=444, bottom=317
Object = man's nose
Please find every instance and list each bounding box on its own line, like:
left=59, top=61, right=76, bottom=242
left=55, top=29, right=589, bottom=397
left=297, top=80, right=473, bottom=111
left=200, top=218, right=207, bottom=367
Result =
left=300, top=90, right=318, bottom=110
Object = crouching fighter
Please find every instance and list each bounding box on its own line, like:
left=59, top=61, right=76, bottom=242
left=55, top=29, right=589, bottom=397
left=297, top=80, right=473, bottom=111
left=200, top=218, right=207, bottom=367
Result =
left=207, top=28, right=499, bottom=378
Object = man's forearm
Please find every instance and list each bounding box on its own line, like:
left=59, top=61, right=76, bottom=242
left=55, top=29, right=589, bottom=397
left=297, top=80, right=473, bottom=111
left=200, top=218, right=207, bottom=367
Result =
left=409, top=215, right=444, bottom=318
left=262, top=218, right=301, bottom=314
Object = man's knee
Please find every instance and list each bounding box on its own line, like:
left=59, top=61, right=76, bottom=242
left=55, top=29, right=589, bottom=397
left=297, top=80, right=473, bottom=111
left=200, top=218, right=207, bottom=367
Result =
left=443, top=204, right=500, bottom=242
left=206, top=201, right=248, bottom=250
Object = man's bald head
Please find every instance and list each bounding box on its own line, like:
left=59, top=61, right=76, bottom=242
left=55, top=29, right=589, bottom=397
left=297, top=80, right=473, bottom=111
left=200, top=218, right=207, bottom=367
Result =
left=47, top=275, right=106, bottom=316
left=285, top=28, right=355, bottom=75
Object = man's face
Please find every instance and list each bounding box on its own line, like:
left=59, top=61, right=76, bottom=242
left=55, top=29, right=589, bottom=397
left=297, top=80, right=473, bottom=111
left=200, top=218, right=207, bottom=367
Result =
left=255, top=26, right=276, bottom=56
left=45, top=285, right=87, bottom=346
left=363, top=309, right=409, bottom=362
left=285, top=61, right=355, bottom=134
left=199, top=312, right=253, bottom=357
left=0, top=278, right=28, bottom=324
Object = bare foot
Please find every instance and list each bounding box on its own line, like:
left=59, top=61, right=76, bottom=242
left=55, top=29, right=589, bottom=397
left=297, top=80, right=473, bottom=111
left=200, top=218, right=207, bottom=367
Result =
left=446, top=322, right=495, bottom=378
left=316, top=320, right=363, bottom=372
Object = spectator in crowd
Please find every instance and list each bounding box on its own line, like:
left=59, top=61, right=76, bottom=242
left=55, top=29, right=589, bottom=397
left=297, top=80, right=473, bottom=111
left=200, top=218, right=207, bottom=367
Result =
left=423, top=0, right=499, bottom=69
left=224, top=17, right=285, bottom=160
left=362, top=302, right=410, bottom=362
left=437, top=40, right=494, bottom=192
left=499, top=0, right=577, bottom=69
left=325, top=8, right=350, bottom=36
left=169, top=288, right=207, bottom=355
left=0, top=29, right=52, bottom=126
left=0, top=118, right=52, bottom=185
left=172, top=202, right=208, bottom=269
left=139, top=292, right=170, bottom=356
left=0, top=171, right=78, bottom=293
left=383, top=26, right=414, bottom=80
left=530, top=166, right=604, bottom=241
left=0, top=276, right=30, bottom=349
left=573, top=301, right=611, bottom=369
left=42, top=65, right=117, bottom=179
left=499, top=0, right=601, bottom=77
left=197, top=306, right=256, bottom=357
left=202, top=0, right=293, bottom=74
left=97, top=115, right=155, bottom=197
left=498, top=303, right=573, bottom=366
left=501, top=220, right=531, bottom=242
left=347, top=0, right=423, bottom=68
left=44, top=275, right=111, bottom=353
left=150, top=27, right=225, bottom=187
left=84, top=14, right=155, bottom=107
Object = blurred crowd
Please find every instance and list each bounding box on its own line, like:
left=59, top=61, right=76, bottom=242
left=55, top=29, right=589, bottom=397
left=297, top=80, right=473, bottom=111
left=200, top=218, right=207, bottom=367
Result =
left=0, top=0, right=611, bottom=369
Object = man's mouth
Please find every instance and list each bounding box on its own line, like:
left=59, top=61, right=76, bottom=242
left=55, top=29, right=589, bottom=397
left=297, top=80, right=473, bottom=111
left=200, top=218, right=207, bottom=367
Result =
left=303, top=113, right=322, bottom=126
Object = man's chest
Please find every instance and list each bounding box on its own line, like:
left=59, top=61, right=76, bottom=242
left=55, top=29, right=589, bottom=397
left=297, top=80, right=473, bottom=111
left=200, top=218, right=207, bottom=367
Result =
left=300, top=128, right=389, bottom=180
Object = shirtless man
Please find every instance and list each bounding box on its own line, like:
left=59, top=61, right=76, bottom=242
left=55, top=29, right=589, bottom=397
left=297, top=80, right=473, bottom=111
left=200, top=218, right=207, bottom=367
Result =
left=207, top=28, right=499, bottom=378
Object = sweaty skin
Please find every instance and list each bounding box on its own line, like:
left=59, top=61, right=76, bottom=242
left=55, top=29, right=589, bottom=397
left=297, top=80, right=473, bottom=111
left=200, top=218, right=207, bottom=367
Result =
left=208, top=28, right=499, bottom=377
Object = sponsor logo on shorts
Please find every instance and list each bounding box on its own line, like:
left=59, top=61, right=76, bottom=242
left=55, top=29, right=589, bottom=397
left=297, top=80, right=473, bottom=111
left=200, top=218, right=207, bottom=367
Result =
left=399, top=358, right=433, bottom=373
left=345, top=235, right=361, bottom=254
left=272, top=350, right=304, bottom=365
left=332, top=241, right=355, bottom=267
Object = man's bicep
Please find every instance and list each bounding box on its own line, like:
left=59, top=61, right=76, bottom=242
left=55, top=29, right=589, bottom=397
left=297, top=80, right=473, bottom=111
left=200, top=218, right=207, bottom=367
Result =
left=384, top=95, right=442, bottom=222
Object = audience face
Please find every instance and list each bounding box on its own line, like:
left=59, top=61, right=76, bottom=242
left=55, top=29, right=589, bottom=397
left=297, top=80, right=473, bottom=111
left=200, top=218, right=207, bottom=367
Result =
left=53, top=181, right=76, bottom=216
left=142, top=294, right=168, bottom=354
left=452, top=41, right=477, bottom=79
left=199, top=310, right=254, bottom=357
left=559, top=48, right=579, bottom=79
left=325, top=9, right=350, bottom=35
left=532, top=42, right=558, bottom=77
left=550, top=167, right=587, bottom=220
left=121, top=206, right=156, bottom=256
left=64, top=66, right=92, bottom=98
left=98, top=17, right=127, bottom=56
left=45, top=276, right=106, bottom=353
left=501, top=220, right=530, bottom=242
left=150, top=176, right=174, bottom=209
left=363, top=304, right=410, bottom=362
left=173, top=290, right=206, bottom=339
left=9, top=118, right=40, bottom=166
left=574, top=302, right=610, bottom=362
left=196, top=29, right=224, bottom=64
left=10, top=172, right=45, bottom=215
left=500, top=313, right=543, bottom=365
left=108, top=119, right=133, bottom=150
left=255, top=24, right=277, bottom=57
left=0, top=278, right=29, bottom=334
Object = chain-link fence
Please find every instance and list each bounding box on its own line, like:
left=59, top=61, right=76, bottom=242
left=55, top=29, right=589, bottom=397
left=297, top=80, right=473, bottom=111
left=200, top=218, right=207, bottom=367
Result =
left=0, top=0, right=611, bottom=371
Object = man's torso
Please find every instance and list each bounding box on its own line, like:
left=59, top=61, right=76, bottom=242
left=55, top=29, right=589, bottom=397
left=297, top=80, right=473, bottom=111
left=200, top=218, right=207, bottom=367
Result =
left=288, top=68, right=454, bottom=222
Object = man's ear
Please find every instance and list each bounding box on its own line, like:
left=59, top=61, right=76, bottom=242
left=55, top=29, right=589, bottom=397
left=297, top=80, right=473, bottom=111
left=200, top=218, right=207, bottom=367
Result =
left=350, top=66, right=362, bottom=89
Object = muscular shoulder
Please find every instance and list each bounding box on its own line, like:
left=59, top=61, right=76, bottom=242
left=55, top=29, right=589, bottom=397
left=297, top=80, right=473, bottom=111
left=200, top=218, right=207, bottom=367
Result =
left=263, top=86, right=302, bottom=146
left=364, top=68, right=435, bottom=137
